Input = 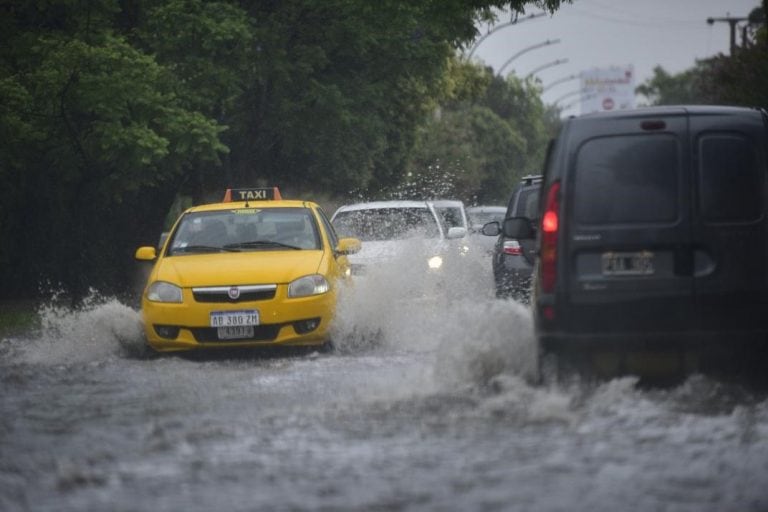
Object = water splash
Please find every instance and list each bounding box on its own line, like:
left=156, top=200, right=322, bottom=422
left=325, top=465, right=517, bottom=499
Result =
left=332, top=239, right=540, bottom=389
left=9, top=289, right=144, bottom=365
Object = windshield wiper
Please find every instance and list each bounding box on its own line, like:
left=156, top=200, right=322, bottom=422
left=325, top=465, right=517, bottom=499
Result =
left=173, top=245, right=241, bottom=254
left=224, top=240, right=302, bottom=250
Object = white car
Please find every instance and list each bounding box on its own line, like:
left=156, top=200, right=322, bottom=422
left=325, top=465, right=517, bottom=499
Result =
left=330, top=200, right=467, bottom=277
left=428, top=199, right=470, bottom=238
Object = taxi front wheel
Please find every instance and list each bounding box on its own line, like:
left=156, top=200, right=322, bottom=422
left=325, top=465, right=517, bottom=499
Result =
left=318, top=340, right=336, bottom=354
left=122, top=335, right=160, bottom=360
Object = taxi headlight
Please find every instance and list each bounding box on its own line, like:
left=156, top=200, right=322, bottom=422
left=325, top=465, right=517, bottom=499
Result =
left=428, top=255, right=443, bottom=270
left=288, top=274, right=329, bottom=297
left=147, top=281, right=183, bottom=303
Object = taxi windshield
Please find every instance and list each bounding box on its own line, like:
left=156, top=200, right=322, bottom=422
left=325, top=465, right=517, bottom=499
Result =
left=168, top=207, right=320, bottom=255
left=333, top=207, right=440, bottom=242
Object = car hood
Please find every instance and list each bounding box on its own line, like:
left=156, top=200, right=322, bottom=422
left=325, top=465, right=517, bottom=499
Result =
left=155, top=251, right=324, bottom=287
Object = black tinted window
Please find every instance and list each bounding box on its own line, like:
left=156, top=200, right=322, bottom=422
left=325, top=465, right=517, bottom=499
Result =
left=698, top=134, right=762, bottom=223
left=514, top=187, right=540, bottom=219
left=574, top=135, right=679, bottom=224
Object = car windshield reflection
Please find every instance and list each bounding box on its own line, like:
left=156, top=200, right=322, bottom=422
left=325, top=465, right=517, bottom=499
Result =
left=168, top=207, right=320, bottom=255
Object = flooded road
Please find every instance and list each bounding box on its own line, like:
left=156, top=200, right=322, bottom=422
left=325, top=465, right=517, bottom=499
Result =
left=2, top=252, right=768, bottom=511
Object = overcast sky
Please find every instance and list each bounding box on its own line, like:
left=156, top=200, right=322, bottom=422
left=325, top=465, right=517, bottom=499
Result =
left=470, top=0, right=761, bottom=116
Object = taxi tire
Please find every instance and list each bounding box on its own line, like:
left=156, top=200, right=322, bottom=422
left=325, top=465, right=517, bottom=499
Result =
left=318, top=340, right=335, bottom=354
left=132, top=343, right=157, bottom=360
left=129, top=336, right=160, bottom=360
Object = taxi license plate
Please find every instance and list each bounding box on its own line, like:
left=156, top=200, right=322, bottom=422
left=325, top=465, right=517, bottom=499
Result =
left=210, top=310, right=259, bottom=327
left=217, top=325, right=255, bottom=340
left=601, top=251, right=654, bottom=276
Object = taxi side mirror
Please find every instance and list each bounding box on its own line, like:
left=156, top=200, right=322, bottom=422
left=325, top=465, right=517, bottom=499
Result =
left=135, top=246, right=157, bottom=261
left=335, top=237, right=361, bottom=255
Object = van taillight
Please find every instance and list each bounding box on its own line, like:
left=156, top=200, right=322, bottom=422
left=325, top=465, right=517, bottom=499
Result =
left=540, top=181, right=561, bottom=293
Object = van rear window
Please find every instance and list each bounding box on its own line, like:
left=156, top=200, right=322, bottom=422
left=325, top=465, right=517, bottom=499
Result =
left=698, top=134, right=762, bottom=223
left=574, top=135, right=679, bottom=224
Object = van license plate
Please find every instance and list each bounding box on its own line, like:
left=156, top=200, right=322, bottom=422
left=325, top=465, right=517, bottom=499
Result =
left=601, top=251, right=654, bottom=276
left=217, top=326, right=255, bottom=340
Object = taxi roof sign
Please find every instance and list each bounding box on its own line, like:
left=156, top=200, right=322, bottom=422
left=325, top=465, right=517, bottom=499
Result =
left=223, top=187, right=282, bottom=202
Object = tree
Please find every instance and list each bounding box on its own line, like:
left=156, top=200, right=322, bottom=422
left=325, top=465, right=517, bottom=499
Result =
left=401, top=62, right=549, bottom=204
left=404, top=105, right=526, bottom=203
left=0, top=2, right=228, bottom=300
left=226, top=0, right=567, bottom=197
left=635, top=64, right=710, bottom=106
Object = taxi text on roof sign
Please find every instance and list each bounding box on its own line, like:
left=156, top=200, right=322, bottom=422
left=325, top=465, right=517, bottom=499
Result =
left=223, top=187, right=282, bottom=202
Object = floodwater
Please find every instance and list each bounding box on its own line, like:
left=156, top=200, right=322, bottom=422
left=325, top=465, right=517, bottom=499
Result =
left=1, top=246, right=768, bottom=512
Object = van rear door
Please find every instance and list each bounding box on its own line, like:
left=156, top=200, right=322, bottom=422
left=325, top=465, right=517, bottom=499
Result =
left=689, top=111, right=768, bottom=333
left=563, top=114, right=695, bottom=334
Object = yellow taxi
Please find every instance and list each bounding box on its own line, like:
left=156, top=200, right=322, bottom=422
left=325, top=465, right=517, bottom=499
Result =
left=134, top=187, right=361, bottom=352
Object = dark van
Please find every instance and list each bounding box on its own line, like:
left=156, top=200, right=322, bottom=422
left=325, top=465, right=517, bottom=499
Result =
left=506, top=106, right=768, bottom=381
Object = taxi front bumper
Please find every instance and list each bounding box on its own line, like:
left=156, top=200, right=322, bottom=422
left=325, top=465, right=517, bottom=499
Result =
left=140, top=287, right=336, bottom=352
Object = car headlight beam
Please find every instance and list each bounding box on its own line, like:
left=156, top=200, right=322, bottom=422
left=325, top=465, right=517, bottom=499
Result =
left=147, top=281, right=183, bottom=303
left=288, top=274, right=329, bottom=297
left=428, top=255, right=443, bottom=270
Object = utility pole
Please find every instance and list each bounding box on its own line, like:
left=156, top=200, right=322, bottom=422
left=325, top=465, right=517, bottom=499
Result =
left=706, top=15, right=748, bottom=54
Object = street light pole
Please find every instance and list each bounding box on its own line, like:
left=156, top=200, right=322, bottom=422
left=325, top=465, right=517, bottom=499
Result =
left=524, top=58, right=569, bottom=80
left=465, top=11, right=547, bottom=60
left=552, top=88, right=582, bottom=106
left=497, top=39, right=561, bottom=76
left=542, top=73, right=577, bottom=93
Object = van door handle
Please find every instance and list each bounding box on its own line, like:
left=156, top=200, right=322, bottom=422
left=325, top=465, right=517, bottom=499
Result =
left=693, top=249, right=716, bottom=277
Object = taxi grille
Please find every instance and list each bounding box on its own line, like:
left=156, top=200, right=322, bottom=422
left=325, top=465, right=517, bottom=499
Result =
left=191, top=325, right=281, bottom=342
left=192, top=284, right=277, bottom=303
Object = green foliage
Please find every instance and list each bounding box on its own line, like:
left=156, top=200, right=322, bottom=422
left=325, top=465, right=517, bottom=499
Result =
left=138, top=0, right=254, bottom=116
left=0, top=301, right=38, bottom=339
left=701, top=41, right=768, bottom=108
left=235, top=0, right=464, bottom=194
left=405, top=105, right=526, bottom=203
left=403, top=62, right=550, bottom=204
left=635, top=65, right=709, bottom=106
left=0, top=0, right=228, bottom=299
